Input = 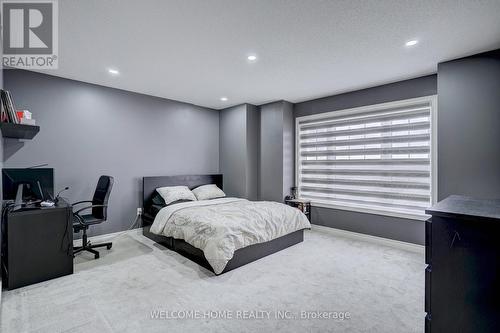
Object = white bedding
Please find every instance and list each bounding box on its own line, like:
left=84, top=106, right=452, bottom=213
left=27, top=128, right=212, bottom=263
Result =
left=150, top=197, right=311, bottom=274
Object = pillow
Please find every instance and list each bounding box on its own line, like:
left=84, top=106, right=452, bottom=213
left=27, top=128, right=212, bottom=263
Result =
left=156, top=186, right=197, bottom=205
left=151, top=192, right=191, bottom=207
left=151, top=192, right=166, bottom=206
left=192, top=184, right=226, bottom=200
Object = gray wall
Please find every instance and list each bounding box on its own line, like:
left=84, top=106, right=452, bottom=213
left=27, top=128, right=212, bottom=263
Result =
left=282, top=101, right=295, bottom=199
left=293, top=75, right=437, bottom=245
left=437, top=50, right=500, bottom=200
left=259, top=101, right=294, bottom=202
left=246, top=104, right=260, bottom=200
left=260, top=102, right=285, bottom=201
left=3, top=70, right=219, bottom=236
left=295, top=75, right=438, bottom=117
left=4, top=49, right=499, bottom=247
left=219, top=105, right=247, bottom=197
left=219, top=103, right=259, bottom=200
left=0, top=41, right=3, bottom=284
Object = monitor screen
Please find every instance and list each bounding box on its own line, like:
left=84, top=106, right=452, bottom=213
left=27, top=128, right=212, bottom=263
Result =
left=2, top=168, right=54, bottom=201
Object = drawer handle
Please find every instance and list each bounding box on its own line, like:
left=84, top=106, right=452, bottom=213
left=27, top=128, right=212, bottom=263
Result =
left=450, top=231, right=461, bottom=248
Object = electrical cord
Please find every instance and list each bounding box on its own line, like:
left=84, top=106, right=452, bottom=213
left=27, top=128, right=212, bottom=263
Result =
left=54, top=196, right=72, bottom=255
left=103, top=212, right=142, bottom=242
left=74, top=211, right=142, bottom=247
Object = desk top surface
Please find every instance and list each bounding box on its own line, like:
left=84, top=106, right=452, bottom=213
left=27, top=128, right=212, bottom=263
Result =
left=3, top=198, right=71, bottom=214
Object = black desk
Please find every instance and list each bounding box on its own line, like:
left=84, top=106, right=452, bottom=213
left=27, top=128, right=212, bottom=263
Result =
left=1, top=199, right=73, bottom=290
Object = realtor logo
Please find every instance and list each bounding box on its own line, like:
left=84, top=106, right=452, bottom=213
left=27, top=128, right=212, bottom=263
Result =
left=1, top=0, right=58, bottom=69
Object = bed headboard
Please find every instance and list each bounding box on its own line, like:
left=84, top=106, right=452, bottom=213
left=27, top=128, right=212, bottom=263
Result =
left=142, top=174, right=223, bottom=209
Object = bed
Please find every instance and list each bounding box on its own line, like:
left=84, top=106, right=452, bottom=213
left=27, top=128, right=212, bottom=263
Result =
left=141, top=174, right=310, bottom=274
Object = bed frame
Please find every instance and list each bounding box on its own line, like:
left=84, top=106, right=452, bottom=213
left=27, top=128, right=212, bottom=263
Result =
left=142, top=174, right=305, bottom=275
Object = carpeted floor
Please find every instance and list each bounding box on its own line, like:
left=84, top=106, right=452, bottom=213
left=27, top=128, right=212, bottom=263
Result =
left=0, top=227, right=425, bottom=333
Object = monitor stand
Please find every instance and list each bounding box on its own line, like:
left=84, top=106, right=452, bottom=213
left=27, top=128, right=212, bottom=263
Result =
left=13, top=184, right=25, bottom=211
left=11, top=182, right=45, bottom=211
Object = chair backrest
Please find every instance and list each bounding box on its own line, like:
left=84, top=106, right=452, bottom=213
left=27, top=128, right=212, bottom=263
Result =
left=92, top=175, right=114, bottom=220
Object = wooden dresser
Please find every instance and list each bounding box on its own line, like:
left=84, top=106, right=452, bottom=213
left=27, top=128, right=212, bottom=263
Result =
left=425, top=195, right=500, bottom=333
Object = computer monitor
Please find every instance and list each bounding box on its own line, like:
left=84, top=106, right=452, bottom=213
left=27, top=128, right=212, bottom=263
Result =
left=2, top=168, right=54, bottom=202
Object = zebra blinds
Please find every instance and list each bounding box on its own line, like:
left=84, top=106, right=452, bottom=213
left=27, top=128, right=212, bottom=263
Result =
left=297, top=97, right=434, bottom=217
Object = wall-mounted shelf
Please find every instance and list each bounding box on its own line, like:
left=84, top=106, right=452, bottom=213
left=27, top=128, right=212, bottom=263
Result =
left=0, top=123, right=40, bottom=140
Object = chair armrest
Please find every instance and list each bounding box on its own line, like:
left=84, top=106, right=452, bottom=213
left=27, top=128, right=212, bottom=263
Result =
left=73, top=213, right=84, bottom=225
left=74, top=204, right=107, bottom=215
left=72, top=200, right=93, bottom=206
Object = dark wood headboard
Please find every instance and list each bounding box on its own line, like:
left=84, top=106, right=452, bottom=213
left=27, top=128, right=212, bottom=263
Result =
left=142, top=174, right=223, bottom=209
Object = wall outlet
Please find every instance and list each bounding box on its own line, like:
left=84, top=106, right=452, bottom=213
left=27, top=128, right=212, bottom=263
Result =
left=137, top=207, right=143, bottom=216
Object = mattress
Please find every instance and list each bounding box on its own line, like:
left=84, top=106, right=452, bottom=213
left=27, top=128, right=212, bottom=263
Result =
left=149, top=197, right=311, bottom=274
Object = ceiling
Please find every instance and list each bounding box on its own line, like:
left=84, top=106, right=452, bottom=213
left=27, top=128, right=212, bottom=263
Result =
left=34, top=0, right=500, bottom=109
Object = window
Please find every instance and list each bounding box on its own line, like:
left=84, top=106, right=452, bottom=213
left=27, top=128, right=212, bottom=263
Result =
left=296, top=96, right=437, bottom=219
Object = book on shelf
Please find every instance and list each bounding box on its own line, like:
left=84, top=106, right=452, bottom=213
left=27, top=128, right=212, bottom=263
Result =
left=0, top=89, right=19, bottom=124
left=1, top=90, right=10, bottom=122
left=7, top=91, right=18, bottom=124
left=0, top=90, right=36, bottom=126
left=0, top=94, right=7, bottom=123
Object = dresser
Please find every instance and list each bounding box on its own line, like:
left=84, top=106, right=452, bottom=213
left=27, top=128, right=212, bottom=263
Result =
left=425, top=195, right=500, bottom=333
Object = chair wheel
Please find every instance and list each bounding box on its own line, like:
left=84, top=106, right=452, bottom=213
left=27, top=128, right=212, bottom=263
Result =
left=95, top=253, right=100, bottom=259
left=106, top=244, right=112, bottom=250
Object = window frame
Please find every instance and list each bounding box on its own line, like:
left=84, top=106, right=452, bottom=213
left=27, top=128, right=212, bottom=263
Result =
left=295, top=95, right=438, bottom=221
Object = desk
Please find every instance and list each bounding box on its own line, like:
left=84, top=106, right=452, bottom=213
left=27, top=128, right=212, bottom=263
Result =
left=1, top=199, right=73, bottom=290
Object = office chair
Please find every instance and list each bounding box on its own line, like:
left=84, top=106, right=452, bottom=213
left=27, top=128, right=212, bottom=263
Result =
left=73, top=175, right=114, bottom=259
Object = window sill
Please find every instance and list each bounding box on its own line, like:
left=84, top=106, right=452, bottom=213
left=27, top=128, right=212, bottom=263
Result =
left=309, top=201, right=429, bottom=221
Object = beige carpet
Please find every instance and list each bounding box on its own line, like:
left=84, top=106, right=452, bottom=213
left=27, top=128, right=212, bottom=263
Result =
left=0, top=227, right=424, bottom=333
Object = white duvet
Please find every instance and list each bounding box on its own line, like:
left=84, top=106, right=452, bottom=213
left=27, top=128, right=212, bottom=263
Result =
left=150, top=198, right=311, bottom=274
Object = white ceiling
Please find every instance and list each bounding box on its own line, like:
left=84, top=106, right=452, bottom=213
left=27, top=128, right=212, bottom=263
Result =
left=35, top=0, right=500, bottom=109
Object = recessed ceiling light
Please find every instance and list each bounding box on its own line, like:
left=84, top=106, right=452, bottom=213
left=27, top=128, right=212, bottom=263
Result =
left=220, top=97, right=228, bottom=102
left=405, top=40, right=418, bottom=47
left=247, top=55, right=258, bottom=61
left=108, top=68, right=120, bottom=75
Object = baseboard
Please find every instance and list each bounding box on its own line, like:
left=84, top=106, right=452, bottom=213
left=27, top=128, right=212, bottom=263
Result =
left=311, top=224, right=425, bottom=254
left=73, top=228, right=141, bottom=247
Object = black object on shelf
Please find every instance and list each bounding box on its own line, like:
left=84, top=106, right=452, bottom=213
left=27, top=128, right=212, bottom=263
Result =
left=0, top=122, right=40, bottom=139
left=424, top=195, right=500, bottom=333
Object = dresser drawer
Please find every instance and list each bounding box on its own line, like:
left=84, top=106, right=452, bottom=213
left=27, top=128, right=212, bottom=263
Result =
left=425, top=264, right=432, bottom=314
left=425, top=313, right=431, bottom=333
left=425, top=218, right=432, bottom=265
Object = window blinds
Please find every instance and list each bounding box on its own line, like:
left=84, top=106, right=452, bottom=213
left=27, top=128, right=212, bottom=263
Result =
left=297, top=98, right=435, bottom=217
